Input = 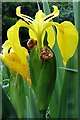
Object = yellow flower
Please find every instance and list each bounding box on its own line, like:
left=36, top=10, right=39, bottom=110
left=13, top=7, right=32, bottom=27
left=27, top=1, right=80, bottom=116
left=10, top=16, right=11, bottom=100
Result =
left=16, top=6, right=78, bottom=65
left=0, top=20, right=31, bottom=85
left=0, top=5, right=78, bottom=82
left=16, top=6, right=59, bottom=49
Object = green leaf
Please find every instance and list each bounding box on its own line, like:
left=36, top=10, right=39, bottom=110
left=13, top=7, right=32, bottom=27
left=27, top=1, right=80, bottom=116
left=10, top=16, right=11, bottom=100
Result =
left=49, top=40, right=64, bottom=118
left=42, top=2, right=64, bottom=117
left=73, top=2, right=80, bottom=118
left=30, top=47, right=42, bottom=91
left=24, top=88, right=40, bottom=118
left=42, top=1, right=64, bottom=117
left=58, top=53, right=78, bottom=118
left=24, top=78, right=29, bottom=98
left=2, top=89, right=18, bottom=119
left=49, top=90, right=58, bottom=118
left=25, top=96, right=33, bottom=118
left=37, top=56, right=56, bottom=111
left=9, top=72, right=25, bottom=118
left=30, top=47, right=56, bottom=111
left=2, top=62, right=10, bottom=80
left=29, top=88, right=40, bottom=118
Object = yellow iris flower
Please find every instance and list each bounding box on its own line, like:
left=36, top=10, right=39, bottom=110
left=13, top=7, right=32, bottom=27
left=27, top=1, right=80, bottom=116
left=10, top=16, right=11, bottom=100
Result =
left=0, top=20, right=31, bottom=85
left=0, top=5, right=78, bottom=85
left=16, top=5, right=78, bottom=65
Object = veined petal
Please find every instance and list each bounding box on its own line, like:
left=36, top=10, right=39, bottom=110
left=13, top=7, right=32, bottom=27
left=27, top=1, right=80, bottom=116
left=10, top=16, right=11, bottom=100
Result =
left=56, top=21, right=78, bottom=65
left=45, top=26, right=55, bottom=48
left=5, top=52, right=31, bottom=85
left=7, top=19, right=30, bottom=64
left=16, top=6, right=34, bottom=24
left=44, top=6, right=59, bottom=22
left=1, top=45, right=31, bottom=85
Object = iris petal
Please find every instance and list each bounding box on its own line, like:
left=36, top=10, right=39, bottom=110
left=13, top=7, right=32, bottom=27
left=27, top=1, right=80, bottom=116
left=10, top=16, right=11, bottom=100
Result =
left=35, top=10, right=46, bottom=23
left=7, top=19, right=30, bottom=64
left=16, top=6, right=34, bottom=23
left=44, top=6, right=59, bottom=22
left=56, top=21, right=78, bottom=65
left=45, top=26, right=55, bottom=48
left=0, top=20, right=31, bottom=85
left=3, top=47, right=31, bottom=85
left=29, top=28, right=37, bottom=40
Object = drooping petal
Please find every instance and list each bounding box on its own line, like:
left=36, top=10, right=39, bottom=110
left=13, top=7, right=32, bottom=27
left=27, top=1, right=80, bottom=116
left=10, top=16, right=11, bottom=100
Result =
left=22, top=47, right=29, bottom=57
left=0, top=41, right=31, bottom=85
left=44, top=6, right=59, bottom=22
left=45, top=26, right=55, bottom=48
left=16, top=6, right=34, bottom=24
left=4, top=49, right=31, bottom=85
left=7, top=19, right=30, bottom=64
left=56, top=21, right=78, bottom=65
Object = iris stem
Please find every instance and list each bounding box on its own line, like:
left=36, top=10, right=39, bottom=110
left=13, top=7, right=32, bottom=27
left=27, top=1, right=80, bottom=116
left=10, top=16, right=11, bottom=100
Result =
left=37, top=36, right=42, bottom=53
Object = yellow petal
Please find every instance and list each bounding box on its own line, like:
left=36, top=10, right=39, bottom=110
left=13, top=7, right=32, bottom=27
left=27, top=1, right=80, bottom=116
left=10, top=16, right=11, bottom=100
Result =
left=2, top=40, right=11, bottom=56
left=16, top=6, right=34, bottom=24
left=7, top=19, right=29, bottom=64
left=35, top=10, right=46, bottom=22
left=34, top=10, right=46, bottom=34
left=45, top=26, right=55, bottom=48
left=44, top=6, right=59, bottom=21
left=29, top=28, right=37, bottom=40
left=22, top=47, right=29, bottom=57
left=56, top=21, right=78, bottom=65
left=2, top=47, right=31, bottom=85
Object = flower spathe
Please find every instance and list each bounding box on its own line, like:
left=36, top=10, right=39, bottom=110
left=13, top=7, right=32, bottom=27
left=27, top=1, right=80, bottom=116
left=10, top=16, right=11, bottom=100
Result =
left=0, top=20, right=31, bottom=85
left=16, top=5, right=78, bottom=65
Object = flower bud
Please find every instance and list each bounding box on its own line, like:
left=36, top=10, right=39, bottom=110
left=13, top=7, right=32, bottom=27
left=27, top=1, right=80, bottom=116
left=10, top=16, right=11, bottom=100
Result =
left=27, top=38, right=37, bottom=48
left=40, top=46, right=53, bottom=61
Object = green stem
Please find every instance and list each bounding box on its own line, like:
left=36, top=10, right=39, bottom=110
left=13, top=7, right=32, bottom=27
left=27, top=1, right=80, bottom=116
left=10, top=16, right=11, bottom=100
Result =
left=73, top=2, right=80, bottom=118
left=42, top=0, right=50, bottom=15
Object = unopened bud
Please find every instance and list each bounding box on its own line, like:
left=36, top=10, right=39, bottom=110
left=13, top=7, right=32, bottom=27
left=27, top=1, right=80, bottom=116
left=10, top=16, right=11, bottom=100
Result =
left=40, top=46, right=53, bottom=61
left=27, top=38, right=36, bottom=48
